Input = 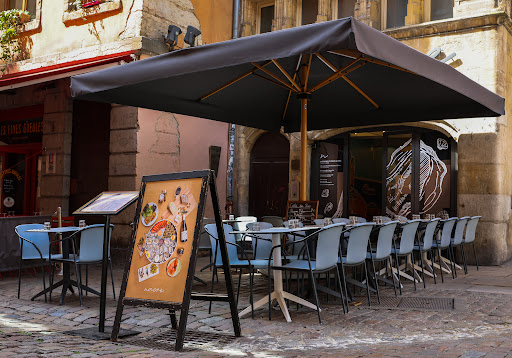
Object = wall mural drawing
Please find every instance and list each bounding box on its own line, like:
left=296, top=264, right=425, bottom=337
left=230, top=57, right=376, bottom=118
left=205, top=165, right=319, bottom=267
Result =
left=386, top=139, right=447, bottom=218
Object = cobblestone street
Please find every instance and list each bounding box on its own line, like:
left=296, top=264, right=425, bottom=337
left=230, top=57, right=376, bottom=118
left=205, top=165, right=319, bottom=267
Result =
left=1, top=256, right=512, bottom=357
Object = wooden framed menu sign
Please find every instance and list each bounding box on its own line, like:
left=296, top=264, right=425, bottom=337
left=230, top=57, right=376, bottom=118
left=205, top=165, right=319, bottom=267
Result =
left=286, top=200, right=319, bottom=225
left=74, top=191, right=139, bottom=215
left=111, top=170, right=240, bottom=351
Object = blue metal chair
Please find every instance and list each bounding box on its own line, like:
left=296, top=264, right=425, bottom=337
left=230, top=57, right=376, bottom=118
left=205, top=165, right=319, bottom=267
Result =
left=413, top=218, right=440, bottom=287
left=339, top=223, right=375, bottom=311
left=366, top=221, right=399, bottom=300
left=205, top=223, right=256, bottom=317
left=261, top=216, right=284, bottom=227
left=431, top=217, right=457, bottom=282
left=449, top=216, right=470, bottom=277
left=49, top=224, right=115, bottom=306
left=391, top=219, right=422, bottom=293
left=268, top=223, right=347, bottom=323
left=15, top=224, right=51, bottom=303
left=234, top=216, right=257, bottom=254
left=462, top=216, right=481, bottom=273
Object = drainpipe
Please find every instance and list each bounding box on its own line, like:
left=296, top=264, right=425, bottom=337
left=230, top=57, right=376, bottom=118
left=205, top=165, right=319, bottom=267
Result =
left=232, top=0, right=240, bottom=39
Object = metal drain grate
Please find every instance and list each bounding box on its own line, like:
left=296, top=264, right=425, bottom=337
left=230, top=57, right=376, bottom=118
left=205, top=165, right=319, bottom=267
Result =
left=122, top=329, right=237, bottom=352
left=354, top=296, right=454, bottom=310
left=398, top=297, right=454, bottom=310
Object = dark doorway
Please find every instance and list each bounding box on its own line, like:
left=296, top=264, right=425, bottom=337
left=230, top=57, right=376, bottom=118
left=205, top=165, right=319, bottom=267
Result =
left=249, top=132, right=289, bottom=219
left=70, top=100, right=111, bottom=213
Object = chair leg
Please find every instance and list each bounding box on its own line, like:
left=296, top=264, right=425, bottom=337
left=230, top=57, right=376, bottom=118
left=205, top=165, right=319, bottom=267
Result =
left=388, top=258, right=397, bottom=297
left=430, top=249, right=437, bottom=285
left=448, top=246, right=456, bottom=279
left=418, top=250, right=426, bottom=289
left=249, top=266, right=254, bottom=319
left=236, top=268, right=242, bottom=305
left=109, top=258, right=116, bottom=299
left=394, top=253, right=402, bottom=295
left=370, top=260, right=380, bottom=305
left=339, top=264, right=350, bottom=313
left=49, top=258, right=54, bottom=302
left=17, top=256, right=22, bottom=300
left=334, top=267, right=346, bottom=314
left=473, top=242, right=479, bottom=271
left=309, top=272, right=322, bottom=324
left=363, top=263, right=371, bottom=307
left=268, top=266, right=273, bottom=321
left=74, top=262, right=83, bottom=306
left=406, top=254, right=416, bottom=291
left=461, top=244, right=468, bottom=275
left=40, top=259, right=47, bottom=303
left=437, top=247, right=444, bottom=283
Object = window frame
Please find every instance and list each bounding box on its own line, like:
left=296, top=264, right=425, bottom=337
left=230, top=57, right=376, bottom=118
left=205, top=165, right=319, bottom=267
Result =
left=256, top=0, right=275, bottom=34
left=0, top=0, right=42, bottom=34
left=62, top=0, right=122, bottom=23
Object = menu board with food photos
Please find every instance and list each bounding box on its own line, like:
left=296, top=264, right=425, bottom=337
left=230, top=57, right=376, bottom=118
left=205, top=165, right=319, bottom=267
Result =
left=286, top=200, right=319, bottom=225
left=112, top=170, right=240, bottom=351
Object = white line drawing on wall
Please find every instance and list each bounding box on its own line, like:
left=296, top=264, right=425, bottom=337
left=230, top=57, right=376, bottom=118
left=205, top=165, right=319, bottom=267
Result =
left=386, top=139, right=447, bottom=218
left=437, top=138, right=448, bottom=150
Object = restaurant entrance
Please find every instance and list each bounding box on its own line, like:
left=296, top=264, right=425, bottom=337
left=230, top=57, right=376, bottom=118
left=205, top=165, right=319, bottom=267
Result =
left=311, top=128, right=455, bottom=221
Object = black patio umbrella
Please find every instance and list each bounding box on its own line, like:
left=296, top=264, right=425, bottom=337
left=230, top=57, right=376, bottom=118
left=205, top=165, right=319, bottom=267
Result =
left=71, top=17, right=504, bottom=200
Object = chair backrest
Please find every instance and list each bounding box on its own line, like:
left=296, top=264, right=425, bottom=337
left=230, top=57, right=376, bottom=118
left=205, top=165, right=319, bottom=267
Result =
left=464, top=216, right=481, bottom=244
left=397, top=220, right=421, bottom=255
left=313, top=219, right=324, bottom=226
left=420, top=218, right=440, bottom=251
left=52, top=216, right=75, bottom=227
left=439, top=218, right=457, bottom=248
left=283, top=221, right=306, bottom=256
left=345, top=223, right=374, bottom=265
left=78, top=224, right=114, bottom=262
left=315, top=223, right=346, bottom=271
left=452, top=216, right=470, bottom=245
left=333, top=218, right=350, bottom=224
left=374, top=221, right=399, bottom=260
left=233, top=216, right=257, bottom=241
left=247, top=222, right=273, bottom=259
left=205, top=223, right=238, bottom=266
left=356, top=216, right=367, bottom=223
left=198, top=218, right=215, bottom=249
left=381, top=216, right=392, bottom=223
left=261, top=216, right=284, bottom=227
left=15, top=224, right=50, bottom=259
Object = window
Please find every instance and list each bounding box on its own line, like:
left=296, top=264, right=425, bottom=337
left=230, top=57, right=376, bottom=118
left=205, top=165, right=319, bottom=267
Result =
left=385, top=0, right=408, bottom=29
left=337, top=0, right=355, bottom=19
left=301, top=0, right=318, bottom=25
left=429, top=0, right=453, bottom=21
left=1, top=0, right=36, bottom=15
left=63, top=0, right=122, bottom=23
left=257, top=3, right=274, bottom=34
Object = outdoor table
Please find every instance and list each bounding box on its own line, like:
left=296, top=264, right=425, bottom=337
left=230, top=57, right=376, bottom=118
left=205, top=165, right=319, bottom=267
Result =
left=27, top=226, right=101, bottom=304
left=231, top=226, right=321, bottom=322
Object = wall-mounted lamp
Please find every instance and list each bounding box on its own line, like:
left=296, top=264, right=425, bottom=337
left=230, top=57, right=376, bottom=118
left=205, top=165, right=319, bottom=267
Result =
left=162, top=25, right=182, bottom=51
left=184, top=25, right=201, bottom=47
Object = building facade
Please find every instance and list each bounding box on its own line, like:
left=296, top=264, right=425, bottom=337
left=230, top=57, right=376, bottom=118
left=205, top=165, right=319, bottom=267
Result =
left=234, top=0, right=512, bottom=264
left=0, top=0, right=233, bottom=246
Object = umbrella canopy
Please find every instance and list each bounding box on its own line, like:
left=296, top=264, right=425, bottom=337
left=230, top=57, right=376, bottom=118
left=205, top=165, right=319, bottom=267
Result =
left=71, top=17, right=504, bottom=200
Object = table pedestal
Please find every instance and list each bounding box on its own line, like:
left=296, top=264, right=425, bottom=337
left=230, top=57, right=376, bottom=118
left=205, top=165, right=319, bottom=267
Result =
left=238, top=232, right=319, bottom=322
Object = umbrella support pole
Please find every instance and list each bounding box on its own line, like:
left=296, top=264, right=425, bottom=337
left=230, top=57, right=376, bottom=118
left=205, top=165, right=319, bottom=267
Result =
left=300, top=96, right=307, bottom=201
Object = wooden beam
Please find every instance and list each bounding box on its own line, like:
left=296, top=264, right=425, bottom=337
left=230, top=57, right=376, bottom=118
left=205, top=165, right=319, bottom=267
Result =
left=303, top=54, right=313, bottom=91
left=308, top=60, right=365, bottom=93
left=271, top=59, right=301, bottom=92
left=200, top=61, right=272, bottom=101
left=316, top=53, right=379, bottom=108
left=252, top=72, right=298, bottom=92
left=252, top=62, right=298, bottom=92
left=281, top=55, right=303, bottom=122
left=330, top=50, right=417, bottom=75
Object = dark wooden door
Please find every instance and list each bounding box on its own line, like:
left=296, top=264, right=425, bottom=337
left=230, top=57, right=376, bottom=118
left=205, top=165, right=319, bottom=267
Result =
left=249, top=132, right=289, bottom=219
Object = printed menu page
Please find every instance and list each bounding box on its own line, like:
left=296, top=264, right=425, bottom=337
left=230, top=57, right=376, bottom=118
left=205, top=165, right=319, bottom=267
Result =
left=125, top=178, right=201, bottom=303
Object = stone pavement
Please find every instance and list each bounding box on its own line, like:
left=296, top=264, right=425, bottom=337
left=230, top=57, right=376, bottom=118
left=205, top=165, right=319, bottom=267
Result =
left=1, top=256, right=512, bottom=357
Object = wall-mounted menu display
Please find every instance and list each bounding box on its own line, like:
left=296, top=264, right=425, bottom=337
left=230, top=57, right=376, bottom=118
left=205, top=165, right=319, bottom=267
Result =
left=286, top=200, right=318, bottom=225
